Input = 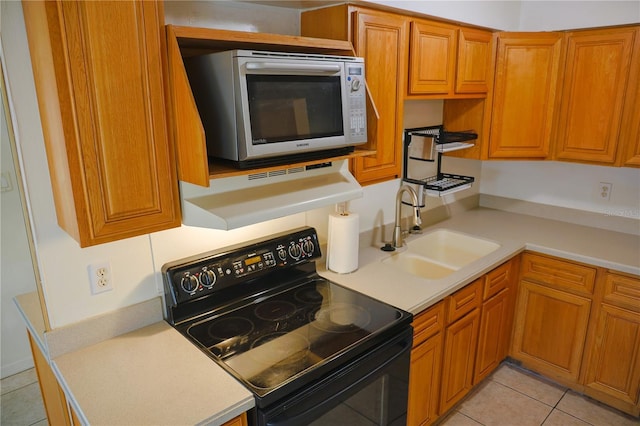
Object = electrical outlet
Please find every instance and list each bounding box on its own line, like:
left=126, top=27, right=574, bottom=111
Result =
left=598, top=182, right=613, bottom=201
left=89, top=261, right=113, bottom=294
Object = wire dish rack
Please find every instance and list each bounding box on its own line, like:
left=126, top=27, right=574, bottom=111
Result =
left=403, top=125, right=478, bottom=197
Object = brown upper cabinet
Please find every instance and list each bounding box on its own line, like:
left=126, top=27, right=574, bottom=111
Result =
left=447, top=24, right=640, bottom=167
left=22, top=0, right=181, bottom=247
left=408, top=20, right=492, bottom=97
left=622, top=77, right=640, bottom=166
left=554, top=26, right=640, bottom=166
left=302, top=5, right=409, bottom=184
left=487, top=32, right=564, bottom=159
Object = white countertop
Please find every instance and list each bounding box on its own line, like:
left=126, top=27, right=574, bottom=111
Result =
left=14, top=295, right=254, bottom=426
left=318, top=207, right=640, bottom=314
left=15, top=207, right=640, bottom=426
left=52, top=321, right=253, bottom=426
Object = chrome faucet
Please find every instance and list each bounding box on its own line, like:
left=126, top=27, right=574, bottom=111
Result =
left=383, top=185, right=422, bottom=251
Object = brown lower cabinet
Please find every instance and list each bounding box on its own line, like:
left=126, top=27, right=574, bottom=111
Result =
left=511, top=280, right=592, bottom=383
left=474, top=259, right=517, bottom=383
left=439, top=278, right=483, bottom=413
left=581, top=272, right=640, bottom=416
left=28, top=332, right=74, bottom=425
left=407, top=302, right=445, bottom=426
left=408, top=252, right=639, bottom=425
left=510, top=252, right=640, bottom=417
left=408, top=257, right=517, bottom=425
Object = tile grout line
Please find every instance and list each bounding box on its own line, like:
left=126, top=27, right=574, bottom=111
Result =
left=539, top=388, right=567, bottom=425
left=488, top=376, right=561, bottom=410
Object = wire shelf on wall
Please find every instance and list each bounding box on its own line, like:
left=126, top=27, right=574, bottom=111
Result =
left=403, top=125, right=478, bottom=197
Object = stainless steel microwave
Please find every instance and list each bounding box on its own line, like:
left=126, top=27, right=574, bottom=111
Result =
left=185, top=50, right=367, bottom=168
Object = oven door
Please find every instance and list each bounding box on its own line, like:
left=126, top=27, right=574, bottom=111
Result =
left=235, top=57, right=350, bottom=161
left=251, top=326, right=412, bottom=426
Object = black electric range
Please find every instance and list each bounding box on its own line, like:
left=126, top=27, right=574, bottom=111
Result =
left=162, top=227, right=413, bottom=424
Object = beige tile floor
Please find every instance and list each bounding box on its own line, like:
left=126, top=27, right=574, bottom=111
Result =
left=1, top=368, right=47, bottom=426
left=439, top=362, right=640, bottom=426
left=1, top=362, right=638, bottom=426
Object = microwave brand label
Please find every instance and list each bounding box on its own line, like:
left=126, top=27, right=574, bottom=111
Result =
left=253, top=138, right=267, bottom=144
left=296, top=143, right=310, bottom=148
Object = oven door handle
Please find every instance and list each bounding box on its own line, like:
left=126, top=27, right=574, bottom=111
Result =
left=262, top=328, right=412, bottom=426
left=245, top=62, right=342, bottom=74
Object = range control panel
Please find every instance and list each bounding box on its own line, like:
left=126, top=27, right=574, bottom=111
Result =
left=162, top=227, right=321, bottom=305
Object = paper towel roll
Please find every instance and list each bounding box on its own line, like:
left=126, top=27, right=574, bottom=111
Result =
left=326, top=212, right=359, bottom=274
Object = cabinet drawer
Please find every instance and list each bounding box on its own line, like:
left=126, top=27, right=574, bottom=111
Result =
left=446, top=278, right=482, bottom=324
left=604, top=273, right=640, bottom=311
left=483, top=260, right=513, bottom=300
left=413, top=301, right=445, bottom=347
left=521, top=253, right=596, bottom=296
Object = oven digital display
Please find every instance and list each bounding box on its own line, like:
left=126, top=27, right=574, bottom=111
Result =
left=245, top=255, right=262, bottom=266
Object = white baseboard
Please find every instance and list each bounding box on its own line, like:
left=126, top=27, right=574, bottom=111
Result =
left=1, top=357, right=35, bottom=380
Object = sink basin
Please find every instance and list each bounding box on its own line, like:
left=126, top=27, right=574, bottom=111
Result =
left=382, top=252, right=457, bottom=279
left=382, top=229, right=500, bottom=279
left=407, top=229, right=500, bottom=269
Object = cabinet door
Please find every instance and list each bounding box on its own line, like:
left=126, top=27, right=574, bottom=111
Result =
left=28, top=332, right=71, bottom=425
left=440, top=309, right=480, bottom=413
left=408, top=20, right=457, bottom=95
left=488, top=33, right=562, bottom=158
left=351, top=10, right=408, bottom=184
left=456, top=27, right=493, bottom=94
left=621, top=29, right=640, bottom=167
left=622, top=91, right=640, bottom=167
left=584, top=304, right=640, bottom=410
left=474, top=288, right=512, bottom=383
left=222, top=412, right=248, bottom=426
left=555, top=27, right=638, bottom=164
left=511, top=280, right=591, bottom=382
left=23, top=1, right=181, bottom=247
left=408, top=333, right=443, bottom=426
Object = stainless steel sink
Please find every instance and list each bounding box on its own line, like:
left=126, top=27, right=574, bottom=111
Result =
left=382, top=229, right=500, bottom=279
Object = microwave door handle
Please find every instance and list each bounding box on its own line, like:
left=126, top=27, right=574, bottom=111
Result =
left=245, top=62, right=342, bottom=73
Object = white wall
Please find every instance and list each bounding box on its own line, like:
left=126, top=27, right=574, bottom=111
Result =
left=368, top=1, right=521, bottom=30
left=164, top=0, right=299, bottom=34
left=1, top=48, right=38, bottom=377
left=369, top=0, right=639, bottom=31
left=481, top=161, right=640, bottom=219
left=519, top=1, right=640, bottom=31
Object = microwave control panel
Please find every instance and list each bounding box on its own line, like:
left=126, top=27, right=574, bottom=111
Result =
left=346, top=64, right=366, bottom=141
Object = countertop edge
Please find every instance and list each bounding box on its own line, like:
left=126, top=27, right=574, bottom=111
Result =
left=13, top=292, right=48, bottom=358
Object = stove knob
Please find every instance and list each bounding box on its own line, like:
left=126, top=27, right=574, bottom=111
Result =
left=302, top=239, right=315, bottom=256
left=277, top=248, right=287, bottom=261
left=180, top=275, right=199, bottom=293
left=289, top=243, right=302, bottom=260
left=199, top=270, right=216, bottom=288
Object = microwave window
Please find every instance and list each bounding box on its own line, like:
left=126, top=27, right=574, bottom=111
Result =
left=246, top=75, right=344, bottom=145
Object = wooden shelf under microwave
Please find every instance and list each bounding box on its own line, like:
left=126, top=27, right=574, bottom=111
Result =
left=165, top=25, right=378, bottom=187
left=207, top=148, right=377, bottom=179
